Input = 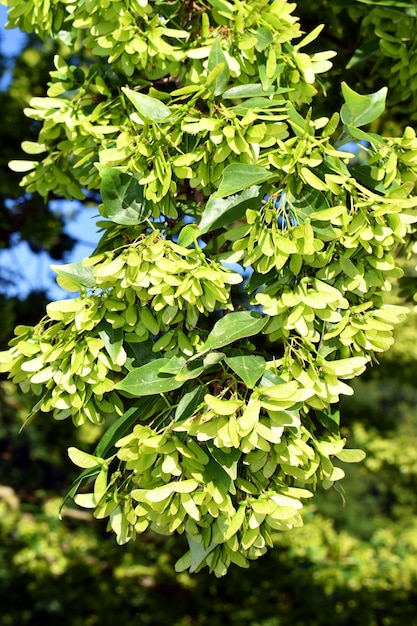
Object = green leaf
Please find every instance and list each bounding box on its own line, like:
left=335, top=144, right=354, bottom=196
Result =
left=121, top=86, right=171, bottom=122
left=175, top=358, right=207, bottom=382
left=201, top=311, right=268, bottom=352
left=19, top=390, right=53, bottom=432
left=98, top=321, right=126, bottom=367
left=115, top=358, right=184, bottom=396
left=199, top=186, right=264, bottom=234
left=59, top=465, right=101, bottom=519
left=186, top=534, right=218, bottom=573
left=174, top=385, right=207, bottom=423
left=213, top=164, right=276, bottom=198
left=207, top=443, right=240, bottom=483
left=94, top=397, right=162, bottom=458
left=287, top=185, right=329, bottom=221
left=345, top=124, right=387, bottom=148
left=316, top=408, right=340, bottom=435
left=124, top=337, right=159, bottom=369
left=355, top=0, right=417, bottom=12
left=346, top=42, right=379, bottom=69
left=205, top=451, right=234, bottom=492
left=224, top=353, right=266, bottom=388
left=222, top=83, right=275, bottom=99
left=340, top=82, right=387, bottom=128
left=100, top=167, right=152, bottom=225
left=259, top=369, right=285, bottom=387
left=208, top=0, right=235, bottom=13
left=255, top=27, right=274, bottom=52
left=159, top=355, right=187, bottom=374
left=50, top=261, right=96, bottom=291
left=208, top=38, right=230, bottom=96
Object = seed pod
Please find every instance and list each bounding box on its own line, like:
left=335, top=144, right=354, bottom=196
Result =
left=140, top=307, right=160, bottom=335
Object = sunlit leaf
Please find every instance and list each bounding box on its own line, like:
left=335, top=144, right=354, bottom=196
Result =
left=51, top=262, right=96, bottom=291
left=122, top=86, right=171, bottom=122
left=100, top=167, right=152, bottom=225
left=115, top=358, right=184, bottom=395
left=213, top=164, right=276, bottom=198
left=208, top=38, right=230, bottom=96
left=224, top=353, right=266, bottom=388
left=200, top=186, right=264, bottom=234
left=95, top=397, right=161, bottom=457
left=340, top=82, right=387, bottom=128
left=201, top=311, right=268, bottom=352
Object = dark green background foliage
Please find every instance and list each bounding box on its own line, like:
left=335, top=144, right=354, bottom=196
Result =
left=1, top=0, right=417, bottom=623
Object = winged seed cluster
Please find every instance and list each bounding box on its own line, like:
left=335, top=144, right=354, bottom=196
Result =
left=2, top=0, right=417, bottom=575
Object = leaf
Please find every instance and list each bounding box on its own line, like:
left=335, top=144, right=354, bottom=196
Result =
left=316, top=408, right=340, bottom=435
left=345, top=124, right=387, bottom=148
left=346, top=42, right=379, bottom=69
left=355, top=0, right=416, bottom=11
left=255, top=27, right=274, bottom=52
left=19, top=390, right=53, bottom=432
left=232, top=97, right=288, bottom=113
left=94, top=397, right=161, bottom=458
left=175, top=358, right=207, bottom=382
left=340, top=82, right=387, bottom=128
left=213, top=164, right=276, bottom=198
left=287, top=185, right=329, bottom=222
left=124, top=337, right=159, bottom=369
left=224, top=354, right=266, bottom=388
left=46, top=299, right=85, bottom=320
left=199, top=186, right=264, bottom=234
left=208, top=38, right=230, bottom=96
left=207, top=443, right=240, bottom=482
left=59, top=465, right=102, bottom=518
left=115, top=358, right=184, bottom=395
left=335, top=449, right=366, bottom=463
left=51, top=261, right=96, bottom=291
left=208, top=0, right=235, bottom=14
left=201, top=311, right=268, bottom=352
left=174, top=385, right=207, bottom=423
left=159, top=355, right=187, bottom=374
left=98, top=320, right=126, bottom=366
left=186, top=534, right=218, bottom=573
left=222, top=83, right=275, bottom=99
left=205, top=451, right=234, bottom=492
left=100, top=167, right=152, bottom=225
left=122, top=86, right=171, bottom=122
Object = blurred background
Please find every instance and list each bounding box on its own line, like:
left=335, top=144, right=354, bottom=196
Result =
left=1, top=3, right=417, bottom=625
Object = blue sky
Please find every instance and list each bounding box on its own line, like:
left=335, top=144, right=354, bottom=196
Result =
left=0, top=5, right=25, bottom=55
left=0, top=6, right=101, bottom=300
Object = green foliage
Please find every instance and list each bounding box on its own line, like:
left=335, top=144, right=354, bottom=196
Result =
left=2, top=0, right=417, bottom=578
